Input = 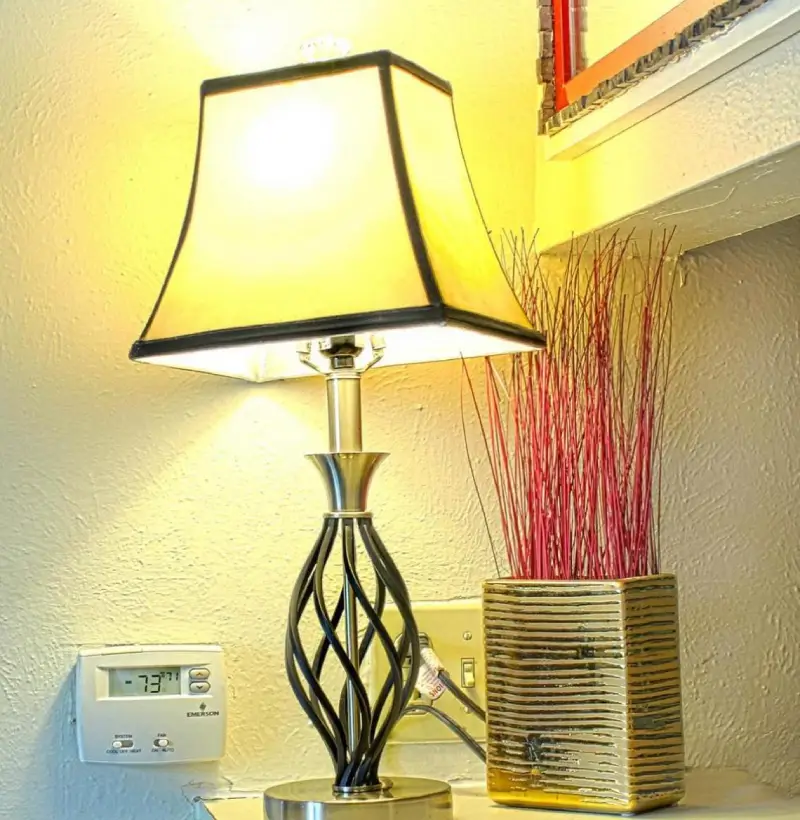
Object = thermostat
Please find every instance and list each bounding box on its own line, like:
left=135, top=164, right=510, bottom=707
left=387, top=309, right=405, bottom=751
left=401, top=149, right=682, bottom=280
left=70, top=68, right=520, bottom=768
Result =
left=76, top=644, right=226, bottom=764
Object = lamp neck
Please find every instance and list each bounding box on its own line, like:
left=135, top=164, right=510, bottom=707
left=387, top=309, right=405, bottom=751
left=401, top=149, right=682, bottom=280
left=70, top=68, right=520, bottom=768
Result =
left=309, top=341, right=385, bottom=517
left=326, top=364, right=363, bottom=454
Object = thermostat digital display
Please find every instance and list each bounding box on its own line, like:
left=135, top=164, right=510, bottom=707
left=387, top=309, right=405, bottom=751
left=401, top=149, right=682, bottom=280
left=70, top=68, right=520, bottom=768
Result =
left=108, top=667, right=181, bottom=697
left=76, top=644, right=226, bottom=765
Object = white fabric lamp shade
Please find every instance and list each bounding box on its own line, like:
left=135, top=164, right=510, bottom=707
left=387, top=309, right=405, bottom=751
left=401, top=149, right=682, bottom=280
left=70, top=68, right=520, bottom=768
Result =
left=130, top=51, right=544, bottom=381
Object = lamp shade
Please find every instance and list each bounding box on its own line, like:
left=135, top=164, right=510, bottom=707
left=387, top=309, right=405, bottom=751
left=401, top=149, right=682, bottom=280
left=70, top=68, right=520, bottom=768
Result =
left=130, top=51, right=544, bottom=381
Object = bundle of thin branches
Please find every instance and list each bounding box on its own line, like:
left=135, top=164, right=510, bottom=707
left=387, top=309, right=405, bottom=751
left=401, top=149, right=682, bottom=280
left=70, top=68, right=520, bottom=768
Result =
left=465, top=231, right=675, bottom=580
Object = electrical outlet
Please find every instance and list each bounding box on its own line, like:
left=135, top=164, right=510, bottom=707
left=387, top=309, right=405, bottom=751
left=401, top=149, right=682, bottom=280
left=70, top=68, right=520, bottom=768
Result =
left=369, top=599, right=485, bottom=744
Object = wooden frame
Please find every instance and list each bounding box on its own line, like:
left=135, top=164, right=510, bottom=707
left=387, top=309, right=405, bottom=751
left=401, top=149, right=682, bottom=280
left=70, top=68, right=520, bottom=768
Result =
left=546, top=0, right=799, bottom=158
left=553, top=0, right=764, bottom=112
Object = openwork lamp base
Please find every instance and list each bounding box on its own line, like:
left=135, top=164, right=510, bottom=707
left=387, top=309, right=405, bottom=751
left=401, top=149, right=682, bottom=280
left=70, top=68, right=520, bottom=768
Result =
left=281, top=340, right=450, bottom=816
left=264, top=777, right=452, bottom=820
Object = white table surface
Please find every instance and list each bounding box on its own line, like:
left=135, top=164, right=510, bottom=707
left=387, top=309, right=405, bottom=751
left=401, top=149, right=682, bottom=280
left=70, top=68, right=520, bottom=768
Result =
left=197, top=769, right=799, bottom=819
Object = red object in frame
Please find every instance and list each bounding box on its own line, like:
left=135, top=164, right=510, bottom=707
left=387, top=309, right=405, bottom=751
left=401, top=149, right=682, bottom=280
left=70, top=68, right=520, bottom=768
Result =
left=551, top=0, right=575, bottom=110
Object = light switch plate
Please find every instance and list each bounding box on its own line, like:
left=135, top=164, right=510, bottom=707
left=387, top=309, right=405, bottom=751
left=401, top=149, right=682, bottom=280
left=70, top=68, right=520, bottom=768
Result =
left=370, top=598, right=485, bottom=744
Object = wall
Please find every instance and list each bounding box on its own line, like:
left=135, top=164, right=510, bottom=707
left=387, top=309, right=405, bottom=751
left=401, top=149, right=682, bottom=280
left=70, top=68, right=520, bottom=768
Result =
left=0, top=2, right=537, bottom=819
left=0, top=3, right=798, bottom=820
left=583, top=0, right=682, bottom=63
left=663, top=218, right=800, bottom=793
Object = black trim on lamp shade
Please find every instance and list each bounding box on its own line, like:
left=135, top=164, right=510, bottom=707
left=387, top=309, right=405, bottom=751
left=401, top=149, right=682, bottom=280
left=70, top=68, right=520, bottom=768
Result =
left=137, top=87, right=207, bottom=344
left=130, top=50, right=545, bottom=377
left=201, top=50, right=452, bottom=97
left=378, top=64, right=441, bottom=308
left=130, top=305, right=545, bottom=362
left=135, top=51, right=453, bottom=350
left=443, top=308, right=546, bottom=348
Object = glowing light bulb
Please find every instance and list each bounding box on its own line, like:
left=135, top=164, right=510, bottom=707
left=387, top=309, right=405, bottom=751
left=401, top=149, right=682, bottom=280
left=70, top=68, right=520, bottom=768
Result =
left=239, top=96, right=338, bottom=193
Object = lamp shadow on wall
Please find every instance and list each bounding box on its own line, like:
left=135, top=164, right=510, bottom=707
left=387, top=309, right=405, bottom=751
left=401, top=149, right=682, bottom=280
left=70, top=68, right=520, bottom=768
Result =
left=67, top=370, right=325, bottom=622
left=15, top=370, right=331, bottom=811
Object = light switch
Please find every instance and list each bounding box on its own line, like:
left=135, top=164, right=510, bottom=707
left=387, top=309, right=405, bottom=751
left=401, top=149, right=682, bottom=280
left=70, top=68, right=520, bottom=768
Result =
left=461, top=658, right=476, bottom=689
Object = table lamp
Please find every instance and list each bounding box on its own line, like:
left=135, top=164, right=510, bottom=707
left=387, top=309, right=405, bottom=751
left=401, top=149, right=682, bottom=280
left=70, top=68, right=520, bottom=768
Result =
left=130, top=51, right=544, bottom=820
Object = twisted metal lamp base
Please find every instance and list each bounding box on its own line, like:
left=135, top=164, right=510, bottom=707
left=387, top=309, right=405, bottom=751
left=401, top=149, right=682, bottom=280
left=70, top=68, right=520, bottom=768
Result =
left=285, top=512, right=416, bottom=789
left=264, top=338, right=452, bottom=820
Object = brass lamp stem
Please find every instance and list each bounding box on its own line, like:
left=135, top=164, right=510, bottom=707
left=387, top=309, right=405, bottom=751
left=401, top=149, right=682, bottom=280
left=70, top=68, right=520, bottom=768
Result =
left=326, top=369, right=363, bottom=453
left=326, top=362, right=364, bottom=756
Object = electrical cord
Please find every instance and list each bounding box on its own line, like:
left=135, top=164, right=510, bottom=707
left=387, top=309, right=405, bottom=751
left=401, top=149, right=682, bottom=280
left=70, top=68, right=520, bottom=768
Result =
left=400, top=639, right=488, bottom=764
left=403, top=704, right=486, bottom=762
left=415, top=640, right=486, bottom=722
left=438, top=669, right=486, bottom=722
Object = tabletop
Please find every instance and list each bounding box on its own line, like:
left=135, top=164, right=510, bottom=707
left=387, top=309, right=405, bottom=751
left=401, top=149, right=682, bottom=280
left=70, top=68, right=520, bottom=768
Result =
left=196, top=769, right=799, bottom=819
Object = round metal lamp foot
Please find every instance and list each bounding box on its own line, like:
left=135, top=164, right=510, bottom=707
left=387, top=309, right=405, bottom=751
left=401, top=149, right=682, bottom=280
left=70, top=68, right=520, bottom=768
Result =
left=264, top=777, right=453, bottom=820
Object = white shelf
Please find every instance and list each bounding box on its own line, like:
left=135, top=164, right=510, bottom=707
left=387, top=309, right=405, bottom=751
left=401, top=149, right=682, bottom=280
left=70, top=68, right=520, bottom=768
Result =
left=534, top=0, right=800, bottom=255
left=196, top=769, right=798, bottom=819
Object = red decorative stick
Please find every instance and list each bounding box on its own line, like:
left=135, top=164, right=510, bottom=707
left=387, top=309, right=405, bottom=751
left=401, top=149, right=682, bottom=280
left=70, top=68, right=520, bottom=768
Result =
left=466, top=231, right=675, bottom=580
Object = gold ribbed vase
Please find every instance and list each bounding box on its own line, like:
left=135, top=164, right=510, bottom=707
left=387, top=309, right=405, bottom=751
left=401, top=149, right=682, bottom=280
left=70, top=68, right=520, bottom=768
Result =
left=483, top=575, right=685, bottom=814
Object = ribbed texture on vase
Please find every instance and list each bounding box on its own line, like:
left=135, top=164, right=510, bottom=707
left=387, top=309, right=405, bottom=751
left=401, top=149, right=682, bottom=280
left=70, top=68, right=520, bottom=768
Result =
left=483, top=575, right=685, bottom=814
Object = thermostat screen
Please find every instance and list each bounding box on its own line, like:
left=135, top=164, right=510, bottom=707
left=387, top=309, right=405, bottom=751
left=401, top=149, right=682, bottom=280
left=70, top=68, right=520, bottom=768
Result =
left=108, top=667, right=181, bottom=697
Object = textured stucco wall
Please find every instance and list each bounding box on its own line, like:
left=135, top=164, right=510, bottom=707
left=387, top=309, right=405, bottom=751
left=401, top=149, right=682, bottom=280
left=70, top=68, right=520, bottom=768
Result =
left=663, top=218, right=800, bottom=795
left=0, top=2, right=536, bottom=819
left=1, top=2, right=798, bottom=819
